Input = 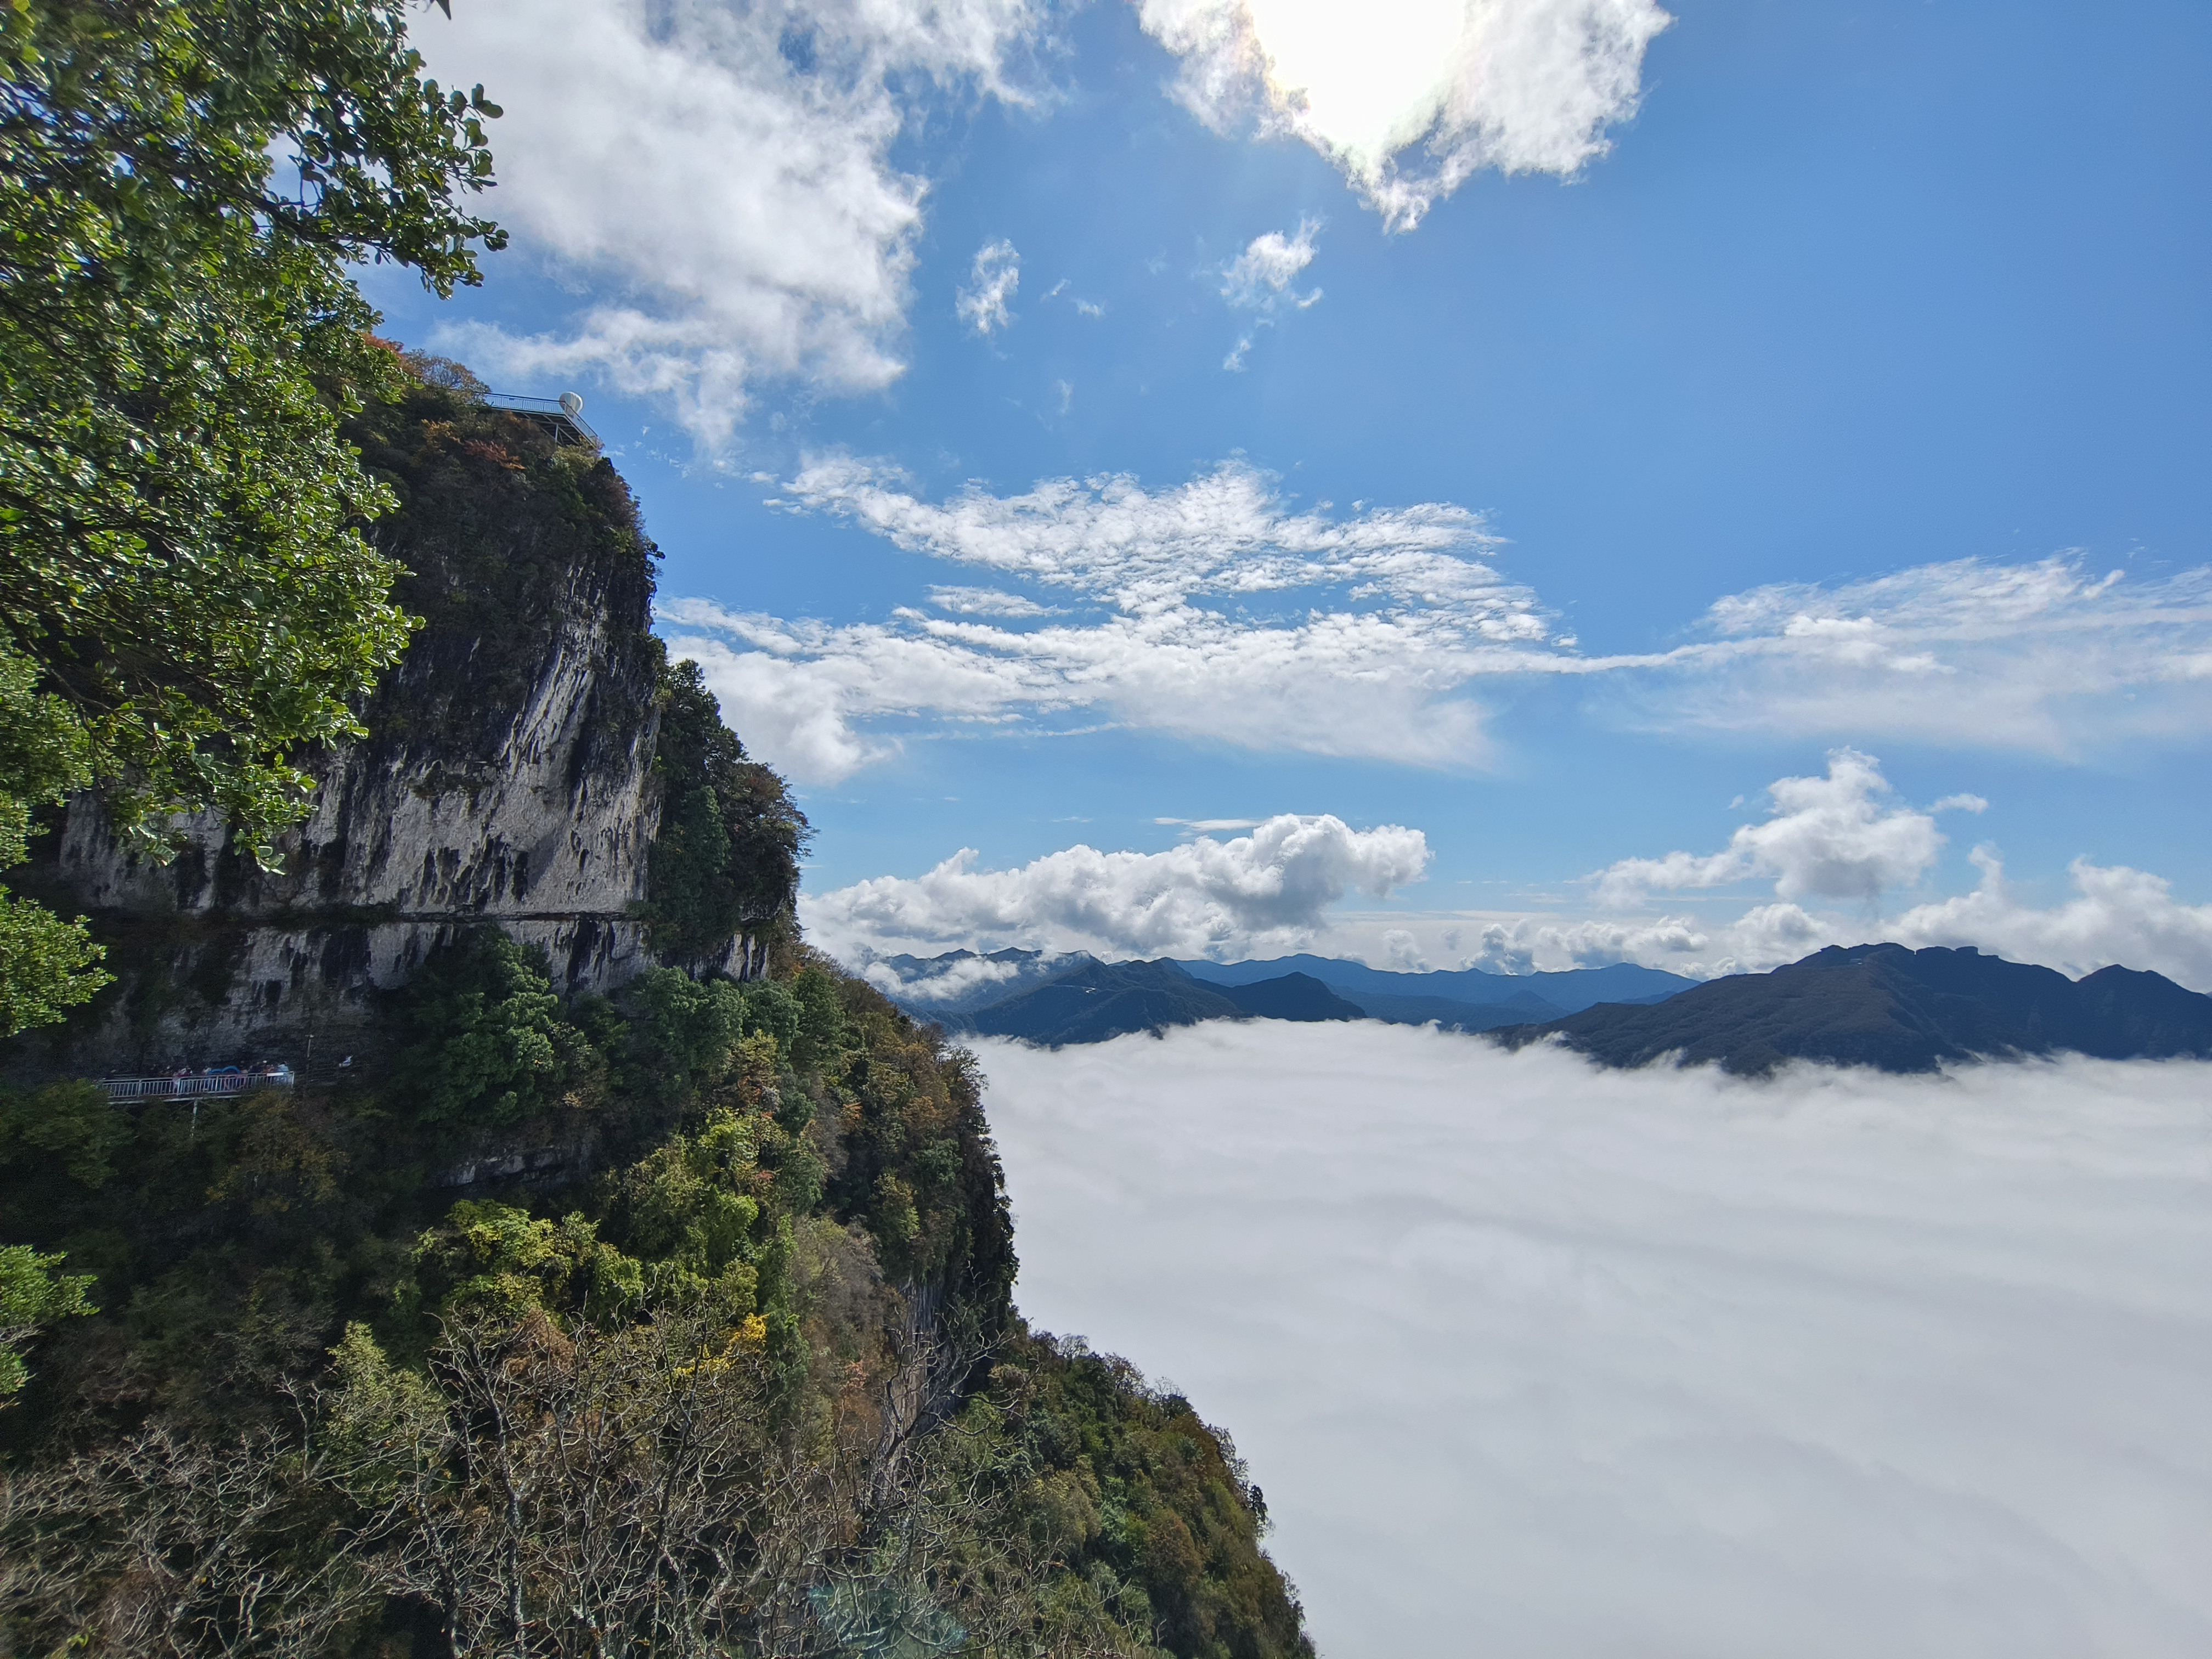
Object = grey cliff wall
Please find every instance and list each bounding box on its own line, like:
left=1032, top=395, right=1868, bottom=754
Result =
left=33, top=557, right=663, bottom=1074
left=6, top=380, right=730, bottom=1080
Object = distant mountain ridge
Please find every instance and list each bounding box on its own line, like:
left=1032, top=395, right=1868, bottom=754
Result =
left=1492, top=944, right=2212, bottom=1075
left=872, top=948, right=1697, bottom=1046
left=1173, top=953, right=1695, bottom=1015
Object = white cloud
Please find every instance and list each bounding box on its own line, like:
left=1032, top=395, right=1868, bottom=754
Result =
left=1381, top=926, right=1429, bottom=970
left=855, top=950, right=1035, bottom=1004
left=1139, top=0, right=1672, bottom=229
left=1590, top=748, right=1958, bottom=907
left=1310, top=752, right=2212, bottom=991
left=926, top=585, right=1057, bottom=617
left=662, top=459, right=2212, bottom=783
left=1155, top=816, right=1266, bottom=832
left=1218, top=218, right=1322, bottom=369
left=416, top=0, right=1044, bottom=449
left=956, top=238, right=1022, bottom=335
left=799, top=814, right=1431, bottom=959
left=984, top=1023, right=2212, bottom=1656
left=1339, top=857, right=2212, bottom=994
left=1221, top=219, right=1323, bottom=310
left=1638, top=557, right=2212, bottom=757
left=660, top=460, right=1551, bottom=781
left=1883, top=851, right=2212, bottom=991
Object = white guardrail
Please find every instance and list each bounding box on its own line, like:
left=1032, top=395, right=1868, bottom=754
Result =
left=100, top=1066, right=295, bottom=1102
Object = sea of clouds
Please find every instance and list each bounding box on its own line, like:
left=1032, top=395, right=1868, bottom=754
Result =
left=977, top=1022, right=2212, bottom=1658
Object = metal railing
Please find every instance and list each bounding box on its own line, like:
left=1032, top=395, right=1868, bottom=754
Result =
left=483, top=391, right=599, bottom=445
left=100, top=1068, right=294, bottom=1102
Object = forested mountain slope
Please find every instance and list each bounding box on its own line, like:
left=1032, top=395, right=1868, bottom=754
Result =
left=0, top=364, right=1314, bottom=1657
left=1492, top=943, right=2212, bottom=1074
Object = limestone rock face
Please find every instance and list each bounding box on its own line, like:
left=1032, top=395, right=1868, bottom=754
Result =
left=10, top=383, right=714, bottom=1078
left=39, top=549, right=664, bottom=1074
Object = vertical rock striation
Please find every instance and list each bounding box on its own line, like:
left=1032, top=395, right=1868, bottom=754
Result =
left=10, top=362, right=718, bottom=1075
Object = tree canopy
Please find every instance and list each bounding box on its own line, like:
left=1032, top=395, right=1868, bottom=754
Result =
left=0, top=0, right=505, bottom=1031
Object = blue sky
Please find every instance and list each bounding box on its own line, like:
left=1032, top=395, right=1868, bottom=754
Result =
left=368, top=0, right=2212, bottom=985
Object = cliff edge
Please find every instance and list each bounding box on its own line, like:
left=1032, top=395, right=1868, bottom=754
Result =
left=9, top=360, right=731, bottom=1076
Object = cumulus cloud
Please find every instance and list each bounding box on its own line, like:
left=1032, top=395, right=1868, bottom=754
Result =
left=660, top=460, right=1552, bottom=781
left=799, top=814, right=1431, bottom=959
left=1310, top=752, right=2212, bottom=990
left=1139, top=0, right=1672, bottom=228
left=1882, top=851, right=2212, bottom=990
left=1218, top=218, right=1322, bottom=369
left=415, top=0, right=1044, bottom=449
left=983, top=1022, right=2212, bottom=1656
left=955, top=238, right=1021, bottom=335
left=1590, top=748, right=1965, bottom=907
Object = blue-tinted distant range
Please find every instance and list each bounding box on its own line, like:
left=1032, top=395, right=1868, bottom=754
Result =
left=369, top=0, right=2212, bottom=994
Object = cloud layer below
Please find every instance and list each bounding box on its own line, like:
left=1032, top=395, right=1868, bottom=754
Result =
left=981, top=1023, right=2212, bottom=1658
left=1138, top=0, right=1673, bottom=227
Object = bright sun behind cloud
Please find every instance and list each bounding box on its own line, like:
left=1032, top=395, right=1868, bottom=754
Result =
left=1244, top=0, right=1470, bottom=169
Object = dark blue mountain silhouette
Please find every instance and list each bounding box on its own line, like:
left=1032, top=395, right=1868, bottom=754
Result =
left=1491, top=944, right=2212, bottom=1074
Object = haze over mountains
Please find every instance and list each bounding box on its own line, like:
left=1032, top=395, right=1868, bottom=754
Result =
left=867, top=943, right=2212, bottom=1073
left=868, top=948, right=1696, bottom=1046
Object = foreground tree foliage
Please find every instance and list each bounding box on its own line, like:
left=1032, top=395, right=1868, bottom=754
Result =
left=0, top=925, right=1313, bottom=1656
left=0, top=0, right=504, bottom=1030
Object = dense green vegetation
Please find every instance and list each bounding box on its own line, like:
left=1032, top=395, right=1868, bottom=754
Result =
left=0, top=930, right=1311, bottom=1655
left=0, top=0, right=504, bottom=1030
left=0, top=8, right=1314, bottom=1650
left=646, top=660, right=810, bottom=969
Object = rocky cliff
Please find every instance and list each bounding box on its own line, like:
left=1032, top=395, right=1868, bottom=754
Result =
left=6, top=359, right=775, bottom=1077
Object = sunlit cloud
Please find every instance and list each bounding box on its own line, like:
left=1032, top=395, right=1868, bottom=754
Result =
left=1139, top=0, right=1673, bottom=228
left=799, top=813, right=1431, bottom=960
left=1311, top=752, right=2212, bottom=991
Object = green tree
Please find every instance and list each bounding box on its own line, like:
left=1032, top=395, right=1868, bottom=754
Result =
left=645, top=660, right=810, bottom=964
left=0, top=0, right=506, bottom=1029
left=0, top=1242, right=94, bottom=1400
left=384, top=930, right=600, bottom=1127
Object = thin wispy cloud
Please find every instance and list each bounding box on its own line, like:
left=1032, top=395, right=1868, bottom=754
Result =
left=659, top=460, right=1545, bottom=780
left=416, top=0, right=1046, bottom=450
left=956, top=238, right=1022, bottom=336
left=661, top=457, right=2212, bottom=784
left=1218, top=218, right=1322, bottom=369
left=1634, top=556, right=2212, bottom=756
left=926, top=585, right=1058, bottom=618
left=800, top=813, right=1430, bottom=960
left=985, top=1023, right=2212, bottom=1657
left=1139, top=0, right=1673, bottom=228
